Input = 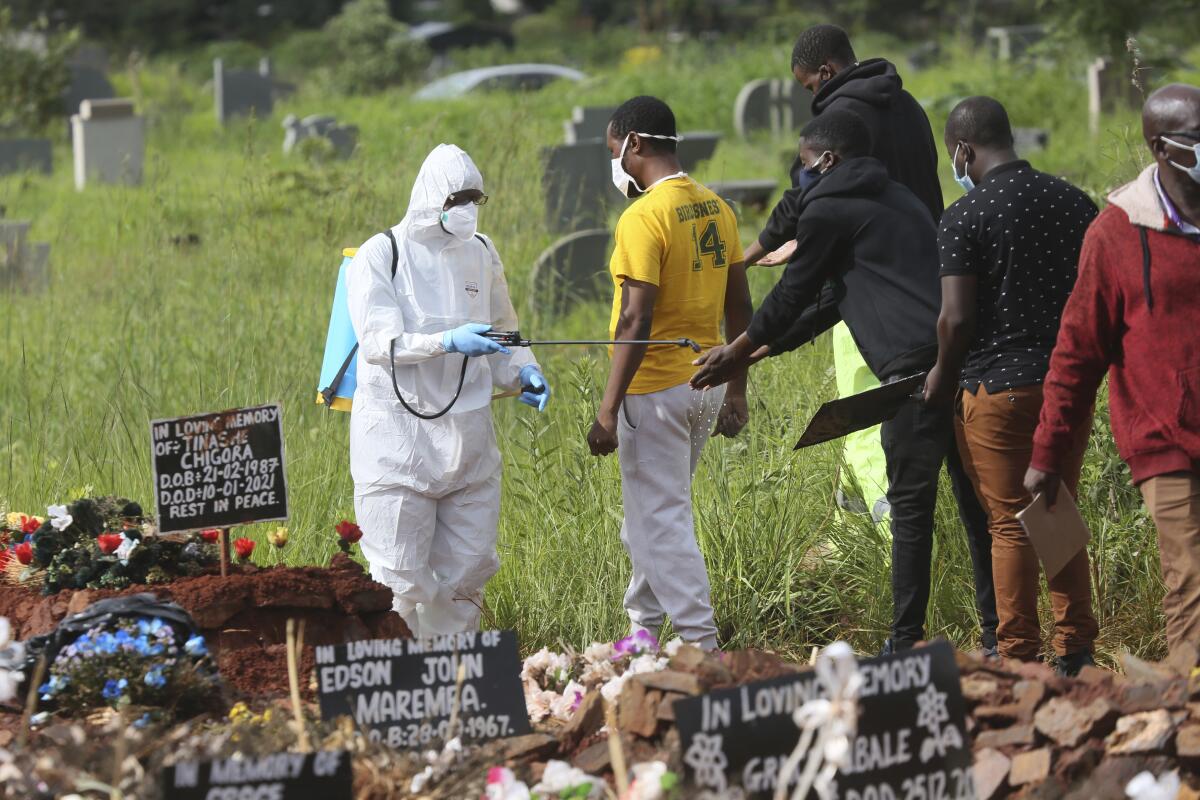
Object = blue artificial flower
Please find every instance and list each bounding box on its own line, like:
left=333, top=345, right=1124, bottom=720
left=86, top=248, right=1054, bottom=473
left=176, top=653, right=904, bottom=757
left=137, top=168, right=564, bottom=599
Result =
left=115, top=629, right=133, bottom=645
left=101, top=678, right=128, bottom=701
left=39, top=682, right=51, bottom=694
left=133, top=712, right=153, bottom=729
left=96, top=633, right=118, bottom=654
left=137, top=619, right=151, bottom=635
left=146, top=618, right=163, bottom=634
left=184, top=636, right=208, bottom=657
left=133, top=636, right=152, bottom=656
left=144, top=668, right=167, bottom=689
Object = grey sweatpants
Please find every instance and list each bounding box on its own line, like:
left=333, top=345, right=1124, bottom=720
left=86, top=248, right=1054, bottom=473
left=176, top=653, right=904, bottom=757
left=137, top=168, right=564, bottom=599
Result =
left=617, top=381, right=725, bottom=649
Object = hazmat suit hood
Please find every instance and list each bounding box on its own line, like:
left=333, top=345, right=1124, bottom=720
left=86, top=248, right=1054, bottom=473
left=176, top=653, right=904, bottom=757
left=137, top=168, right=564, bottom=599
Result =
left=402, top=143, right=485, bottom=234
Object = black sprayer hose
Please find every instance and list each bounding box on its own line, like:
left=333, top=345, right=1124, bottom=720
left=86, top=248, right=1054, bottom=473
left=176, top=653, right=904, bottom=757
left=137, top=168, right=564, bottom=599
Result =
left=389, top=339, right=470, bottom=420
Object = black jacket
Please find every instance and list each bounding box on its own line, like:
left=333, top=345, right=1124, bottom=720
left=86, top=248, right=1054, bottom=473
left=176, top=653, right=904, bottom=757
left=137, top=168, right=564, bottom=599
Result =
left=782, top=58, right=943, bottom=224
left=747, top=157, right=941, bottom=381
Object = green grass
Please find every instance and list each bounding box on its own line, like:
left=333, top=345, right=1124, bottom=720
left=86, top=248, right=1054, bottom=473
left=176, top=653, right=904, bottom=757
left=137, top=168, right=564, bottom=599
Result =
left=0, top=35, right=1177, bottom=664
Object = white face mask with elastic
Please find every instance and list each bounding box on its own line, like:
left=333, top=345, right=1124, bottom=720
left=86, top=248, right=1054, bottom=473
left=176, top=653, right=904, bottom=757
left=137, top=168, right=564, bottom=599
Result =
left=611, top=131, right=684, bottom=198
left=1161, top=135, right=1200, bottom=185
left=439, top=203, right=479, bottom=241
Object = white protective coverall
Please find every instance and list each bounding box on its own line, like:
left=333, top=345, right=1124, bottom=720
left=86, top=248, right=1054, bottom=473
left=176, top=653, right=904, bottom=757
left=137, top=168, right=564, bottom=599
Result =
left=345, top=144, right=537, bottom=638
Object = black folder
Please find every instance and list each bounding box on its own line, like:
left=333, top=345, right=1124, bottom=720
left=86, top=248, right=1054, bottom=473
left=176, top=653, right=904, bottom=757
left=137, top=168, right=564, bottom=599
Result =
left=794, top=373, right=926, bottom=449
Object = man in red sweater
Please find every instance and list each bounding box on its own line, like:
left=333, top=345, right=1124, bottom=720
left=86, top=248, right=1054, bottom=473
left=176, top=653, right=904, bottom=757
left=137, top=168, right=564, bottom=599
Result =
left=1027, top=83, right=1200, bottom=658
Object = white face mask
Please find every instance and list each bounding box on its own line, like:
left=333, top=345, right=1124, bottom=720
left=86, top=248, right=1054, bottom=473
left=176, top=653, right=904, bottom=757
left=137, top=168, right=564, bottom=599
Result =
left=439, top=203, right=478, bottom=241
left=1162, top=136, right=1200, bottom=185
left=610, top=131, right=682, bottom=198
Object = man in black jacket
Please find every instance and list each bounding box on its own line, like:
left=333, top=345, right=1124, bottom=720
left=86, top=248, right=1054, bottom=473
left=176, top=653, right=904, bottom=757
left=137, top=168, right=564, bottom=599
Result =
left=692, top=111, right=996, bottom=655
left=745, top=23, right=944, bottom=269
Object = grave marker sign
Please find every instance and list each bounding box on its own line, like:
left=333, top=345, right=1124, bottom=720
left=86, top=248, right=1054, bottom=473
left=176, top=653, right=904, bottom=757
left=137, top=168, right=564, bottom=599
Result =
left=164, top=750, right=351, bottom=800
left=150, top=403, right=288, bottom=533
left=315, top=630, right=532, bottom=749
left=674, top=640, right=975, bottom=798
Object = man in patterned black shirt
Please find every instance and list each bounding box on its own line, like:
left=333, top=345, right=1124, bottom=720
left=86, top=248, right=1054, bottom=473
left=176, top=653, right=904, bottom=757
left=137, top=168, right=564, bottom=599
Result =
left=924, top=96, right=1100, bottom=675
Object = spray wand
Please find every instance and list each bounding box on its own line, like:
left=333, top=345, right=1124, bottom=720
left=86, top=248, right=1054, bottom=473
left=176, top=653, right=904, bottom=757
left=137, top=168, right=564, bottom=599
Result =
left=483, top=330, right=702, bottom=352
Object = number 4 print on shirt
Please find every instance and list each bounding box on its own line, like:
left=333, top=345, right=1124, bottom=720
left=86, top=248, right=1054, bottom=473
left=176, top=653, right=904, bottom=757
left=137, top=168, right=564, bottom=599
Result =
left=691, top=220, right=727, bottom=271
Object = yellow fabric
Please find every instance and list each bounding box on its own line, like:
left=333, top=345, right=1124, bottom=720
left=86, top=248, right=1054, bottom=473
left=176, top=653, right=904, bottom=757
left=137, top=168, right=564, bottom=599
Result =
left=315, top=391, right=353, bottom=412
left=342, top=247, right=358, bottom=258
left=608, top=177, right=744, bottom=395
left=832, top=321, right=890, bottom=526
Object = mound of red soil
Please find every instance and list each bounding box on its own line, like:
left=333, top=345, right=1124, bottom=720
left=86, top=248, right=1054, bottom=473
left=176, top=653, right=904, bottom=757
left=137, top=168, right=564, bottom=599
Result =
left=0, top=553, right=409, bottom=697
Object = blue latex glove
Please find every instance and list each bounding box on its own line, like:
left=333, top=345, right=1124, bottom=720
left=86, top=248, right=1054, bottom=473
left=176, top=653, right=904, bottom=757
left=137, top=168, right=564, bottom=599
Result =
left=519, top=365, right=551, bottom=412
left=442, top=323, right=509, bottom=357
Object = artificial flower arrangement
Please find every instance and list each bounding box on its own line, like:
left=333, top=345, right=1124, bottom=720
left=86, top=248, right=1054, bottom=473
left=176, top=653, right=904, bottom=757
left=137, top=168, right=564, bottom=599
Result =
left=11, top=497, right=218, bottom=594
left=37, top=615, right=220, bottom=722
left=521, top=630, right=676, bottom=725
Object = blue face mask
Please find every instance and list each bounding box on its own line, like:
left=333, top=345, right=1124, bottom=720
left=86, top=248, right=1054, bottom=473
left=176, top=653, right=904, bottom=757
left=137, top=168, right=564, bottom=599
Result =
left=797, top=150, right=832, bottom=191
left=952, top=143, right=975, bottom=192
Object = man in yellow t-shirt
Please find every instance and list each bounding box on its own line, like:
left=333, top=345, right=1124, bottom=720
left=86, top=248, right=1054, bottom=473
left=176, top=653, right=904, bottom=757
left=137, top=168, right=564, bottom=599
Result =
left=585, top=96, right=753, bottom=651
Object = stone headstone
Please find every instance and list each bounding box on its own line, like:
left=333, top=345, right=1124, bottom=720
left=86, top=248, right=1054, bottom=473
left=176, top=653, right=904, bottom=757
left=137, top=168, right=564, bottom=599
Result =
left=985, top=25, right=1047, bottom=61
left=733, top=78, right=813, bottom=139
left=0, top=220, right=50, bottom=292
left=71, top=98, right=144, bottom=189
left=214, top=58, right=274, bottom=124
left=529, top=228, right=611, bottom=316
left=0, top=139, right=52, bottom=176
left=563, top=106, right=618, bottom=145
left=282, top=114, right=359, bottom=159
left=1013, top=127, right=1049, bottom=153
left=69, top=43, right=110, bottom=72
left=62, top=64, right=115, bottom=117
left=676, top=132, right=721, bottom=172
left=1087, top=56, right=1142, bottom=135
left=542, top=140, right=613, bottom=233
left=907, top=41, right=941, bottom=71
left=706, top=179, right=778, bottom=212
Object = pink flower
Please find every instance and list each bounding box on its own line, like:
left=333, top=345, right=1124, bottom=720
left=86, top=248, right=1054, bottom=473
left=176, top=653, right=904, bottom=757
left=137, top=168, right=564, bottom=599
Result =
left=613, top=629, right=659, bottom=659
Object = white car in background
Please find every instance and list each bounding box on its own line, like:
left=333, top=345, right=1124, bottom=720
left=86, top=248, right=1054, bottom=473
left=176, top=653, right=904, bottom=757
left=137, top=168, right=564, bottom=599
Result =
left=414, top=63, right=587, bottom=100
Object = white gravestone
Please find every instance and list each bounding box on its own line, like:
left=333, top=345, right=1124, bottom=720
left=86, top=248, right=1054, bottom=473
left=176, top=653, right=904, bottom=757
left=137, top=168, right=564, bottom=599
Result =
left=71, top=98, right=144, bottom=190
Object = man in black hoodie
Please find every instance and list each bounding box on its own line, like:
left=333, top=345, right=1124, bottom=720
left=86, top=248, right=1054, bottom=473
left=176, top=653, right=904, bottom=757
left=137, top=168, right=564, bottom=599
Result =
left=745, top=23, right=944, bottom=268
left=692, top=111, right=995, bottom=655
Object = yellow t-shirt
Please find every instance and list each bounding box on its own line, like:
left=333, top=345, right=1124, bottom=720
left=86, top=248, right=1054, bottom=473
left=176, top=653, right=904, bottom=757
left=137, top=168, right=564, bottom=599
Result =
left=608, top=176, right=745, bottom=395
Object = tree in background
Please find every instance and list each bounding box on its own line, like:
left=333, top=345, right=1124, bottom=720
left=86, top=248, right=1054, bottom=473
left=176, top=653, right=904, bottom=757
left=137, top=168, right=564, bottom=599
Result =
left=323, top=0, right=430, bottom=94
left=1038, top=0, right=1200, bottom=62
left=0, top=10, right=77, bottom=135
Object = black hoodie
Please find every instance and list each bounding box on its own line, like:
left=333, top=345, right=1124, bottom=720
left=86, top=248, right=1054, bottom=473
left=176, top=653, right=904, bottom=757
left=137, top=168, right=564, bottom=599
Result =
left=781, top=58, right=943, bottom=225
left=746, top=157, right=941, bottom=381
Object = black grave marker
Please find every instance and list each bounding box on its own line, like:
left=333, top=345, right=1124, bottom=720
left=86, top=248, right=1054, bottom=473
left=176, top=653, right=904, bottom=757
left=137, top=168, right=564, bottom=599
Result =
left=150, top=403, right=288, bottom=533
left=164, top=750, right=351, bottom=800
left=315, top=630, right=532, bottom=750
left=674, top=640, right=976, bottom=798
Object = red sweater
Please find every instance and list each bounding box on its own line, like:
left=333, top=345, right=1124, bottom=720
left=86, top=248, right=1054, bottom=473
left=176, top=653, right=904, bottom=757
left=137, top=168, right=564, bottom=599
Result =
left=1032, top=166, right=1200, bottom=484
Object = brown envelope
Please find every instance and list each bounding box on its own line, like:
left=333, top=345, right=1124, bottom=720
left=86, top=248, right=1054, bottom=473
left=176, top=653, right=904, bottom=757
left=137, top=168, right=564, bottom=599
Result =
left=1016, top=488, right=1091, bottom=580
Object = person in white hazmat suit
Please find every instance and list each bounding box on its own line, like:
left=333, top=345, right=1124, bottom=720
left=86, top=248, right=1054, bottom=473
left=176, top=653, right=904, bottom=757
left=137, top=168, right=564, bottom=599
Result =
left=345, top=143, right=550, bottom=639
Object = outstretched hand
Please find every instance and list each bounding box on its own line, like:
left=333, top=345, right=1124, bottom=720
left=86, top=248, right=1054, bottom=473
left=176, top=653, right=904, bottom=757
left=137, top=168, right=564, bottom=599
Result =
left=755, top=239, right=797, bottom=267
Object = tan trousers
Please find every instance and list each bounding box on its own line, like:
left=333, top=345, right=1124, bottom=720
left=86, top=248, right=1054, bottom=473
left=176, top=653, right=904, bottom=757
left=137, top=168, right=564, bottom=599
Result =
left=957, top=384, right=1098, bottom=659
left=1141, top=472, right=1200, bottom=657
